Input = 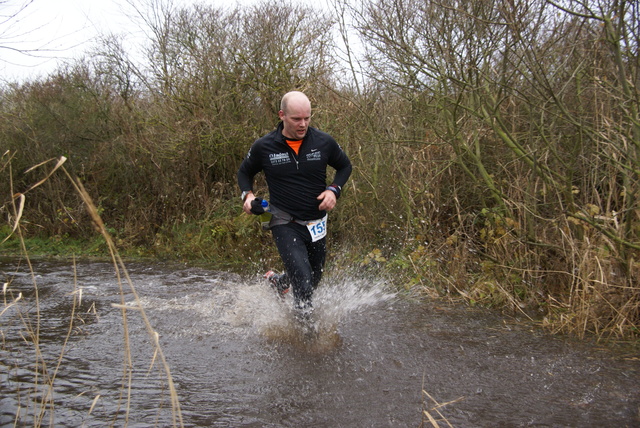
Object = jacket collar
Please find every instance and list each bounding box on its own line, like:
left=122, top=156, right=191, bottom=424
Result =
left=275, top=121, right=312, bottom=143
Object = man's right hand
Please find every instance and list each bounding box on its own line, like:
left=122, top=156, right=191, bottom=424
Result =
left=249, top=198, right=265, bottom=215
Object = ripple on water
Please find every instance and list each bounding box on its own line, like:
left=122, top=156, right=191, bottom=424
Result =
left=3, top=259, right=639, bottom=428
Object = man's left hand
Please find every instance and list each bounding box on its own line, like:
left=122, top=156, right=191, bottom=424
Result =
left=317, top=190, right=337, bottom=211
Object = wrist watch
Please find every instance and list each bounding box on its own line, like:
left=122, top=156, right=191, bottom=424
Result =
left=241, top=190, right=251, bottom=201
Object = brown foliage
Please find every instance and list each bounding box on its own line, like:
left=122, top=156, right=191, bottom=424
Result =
left=1, top=0, right=638, bottom=340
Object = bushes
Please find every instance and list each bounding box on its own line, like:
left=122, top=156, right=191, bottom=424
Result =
left=1, top=0, right=638, bottom=340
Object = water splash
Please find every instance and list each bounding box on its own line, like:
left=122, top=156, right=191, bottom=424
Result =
left=233, top=273, right=396, bottom=352
left=313, top=275, right=396, bottom=322
left=128, top=271, right=395, bottom=352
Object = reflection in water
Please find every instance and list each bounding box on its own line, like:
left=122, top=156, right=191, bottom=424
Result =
left=1, top=258, right=639, bottom=427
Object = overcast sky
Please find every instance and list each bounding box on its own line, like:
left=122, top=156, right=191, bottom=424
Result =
left=0, top=0, right=266, bottom=82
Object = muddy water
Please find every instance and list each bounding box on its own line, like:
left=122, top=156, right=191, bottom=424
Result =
left=1, top=257, right=638, bottom=427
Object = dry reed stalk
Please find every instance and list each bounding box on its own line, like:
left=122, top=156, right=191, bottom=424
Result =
left=62, top=166, right=184, bottom=427
left=1, top=155, right=184, bottom=426
left=420, top=387, right=463, bottom=428
left=547, top=216, right=640, bottom=341
left=8, top=190, right=48, bottom=426
left=40, top=257, right=82, bottom=426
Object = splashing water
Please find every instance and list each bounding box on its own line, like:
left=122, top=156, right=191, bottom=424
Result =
left=231, top=273, right=396, bottom=351
left=125, top=269, right=395, bottom=354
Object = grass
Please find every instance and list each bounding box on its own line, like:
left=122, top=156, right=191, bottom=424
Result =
left=420, top=388, right=463, bottom=428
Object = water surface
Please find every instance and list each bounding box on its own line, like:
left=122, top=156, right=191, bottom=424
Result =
left=1, top=258, right=638, bottom=427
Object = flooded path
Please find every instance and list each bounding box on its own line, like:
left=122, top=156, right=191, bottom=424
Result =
left=1, top=257, right=638, bottom=427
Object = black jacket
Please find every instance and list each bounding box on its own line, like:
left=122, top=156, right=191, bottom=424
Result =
left=237, top=122, right=352, bottom=221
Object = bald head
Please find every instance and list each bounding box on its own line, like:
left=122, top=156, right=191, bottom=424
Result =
left=279, top=91, right=312, bottom=140
left=280, top=91, right=311, bottom=115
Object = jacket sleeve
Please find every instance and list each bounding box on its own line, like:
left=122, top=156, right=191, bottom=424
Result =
left=237, top=142, right=262, bottom=191
left=329, top=140, right=352, bottom=189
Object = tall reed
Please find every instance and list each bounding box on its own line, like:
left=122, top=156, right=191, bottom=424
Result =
left=1, top=154, right=184, bottom=427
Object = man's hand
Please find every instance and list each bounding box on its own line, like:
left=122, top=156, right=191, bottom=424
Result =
left=317, top=190, right=337, bottom=211
left=242, top=191, right=255, bottom=214
left=249, top=198, right=266, bottom=215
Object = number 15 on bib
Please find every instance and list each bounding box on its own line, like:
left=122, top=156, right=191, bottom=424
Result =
left=307, top=215, right=328, bottom=242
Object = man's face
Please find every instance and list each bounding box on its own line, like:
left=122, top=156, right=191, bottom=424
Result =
left=279, top=99, right=311, bottom=140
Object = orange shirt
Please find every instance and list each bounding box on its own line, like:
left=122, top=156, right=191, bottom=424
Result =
left=286, top=139, right=303, bottom=155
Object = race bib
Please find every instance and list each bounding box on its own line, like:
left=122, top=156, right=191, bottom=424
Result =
left=307, top=215, right=328, bottom=242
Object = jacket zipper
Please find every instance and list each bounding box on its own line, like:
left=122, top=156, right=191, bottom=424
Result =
left=282, top=136, right=301, bottom=170
left=289, top=147, right=300, bottom=170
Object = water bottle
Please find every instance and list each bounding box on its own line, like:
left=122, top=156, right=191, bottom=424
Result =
left=260, top=199, right=272, bottom=230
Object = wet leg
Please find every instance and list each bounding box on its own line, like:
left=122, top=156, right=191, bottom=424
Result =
left=271, top=223, right=314, bottom=309
left=307, top=237, right=326, bottom=290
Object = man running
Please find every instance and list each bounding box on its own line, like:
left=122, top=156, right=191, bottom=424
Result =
left=237, top=91, right=352, bottom=318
